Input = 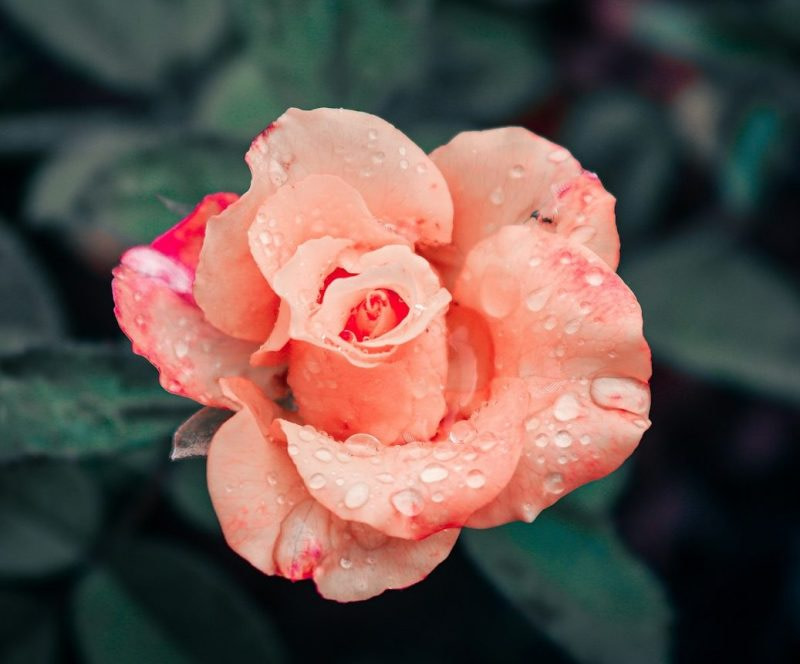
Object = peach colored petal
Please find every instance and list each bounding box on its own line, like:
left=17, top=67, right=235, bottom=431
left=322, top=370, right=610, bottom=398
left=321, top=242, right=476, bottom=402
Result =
left=207, top=378, right=458, bottom=601
left=247, top=108, right=453, bottom=245
left=248, top=174, right=408, bottom=284
left=276, top=378, right=528, bottom=540
left=151, top=192, right=238, bottom=271
left=452, top=225, right=650, bottom=527
left=444, top=303, right=494, bottom=420
left=429, top=127, right=619, bottom=287
left=268, top=239, right=450, bottom=368
left=286, top=316, right=448, bottom=445
left=112, top=248, right=283, bottom=408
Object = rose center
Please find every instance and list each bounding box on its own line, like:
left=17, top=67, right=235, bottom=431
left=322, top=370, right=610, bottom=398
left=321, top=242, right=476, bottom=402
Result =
left=319, top=267, right=410, bottom=342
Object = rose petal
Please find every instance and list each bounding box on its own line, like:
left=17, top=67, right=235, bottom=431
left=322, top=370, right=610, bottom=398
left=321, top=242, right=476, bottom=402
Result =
left=277, top=378, right=528, bottom=540
left=287, top=316, right=448, bottom=445
left=151, top=193, right=238, bottom=271
left=207, top=378, right=458, bottom=601
left=429, top=127, right=619, bottom=286
left=112, top=247, right=282, bottom=408
left=247, top=108, right=453, bottom=245
left=248, top=174, right=408, bottom=284
left=452, top=225, right=651, bottom=527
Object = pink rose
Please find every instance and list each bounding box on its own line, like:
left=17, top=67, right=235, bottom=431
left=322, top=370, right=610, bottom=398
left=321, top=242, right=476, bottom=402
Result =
left=113, top=108, right=651, bottom=601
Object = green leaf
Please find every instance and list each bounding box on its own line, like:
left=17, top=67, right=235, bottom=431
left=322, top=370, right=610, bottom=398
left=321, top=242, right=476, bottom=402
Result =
left=463, top=510, right=671, bottom=664
left=167, top=458, right=219, bottom=533
left=0, top=0, right=226, bottom=92
left=0, top=461, right=100, bottom=576
left=624, top=230, right=800, bottom=403
left=429, top=4, right=552, bottom=121
left=73, top=540, right=286, bottom=664
left=561, top=93, right=677, bottom=240
left=0, top=591, right=58, bottom=663
left=558, top=463, right=630, bottom=517
left=0, top=223, right=64, bottom=354
left=0, top=344, right=193, bottom=460
left=26, top=129, right=248, bottom=263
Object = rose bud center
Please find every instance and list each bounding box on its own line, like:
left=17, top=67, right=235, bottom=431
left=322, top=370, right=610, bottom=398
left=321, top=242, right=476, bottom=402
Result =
left=341, top=288, right=410, bottom=342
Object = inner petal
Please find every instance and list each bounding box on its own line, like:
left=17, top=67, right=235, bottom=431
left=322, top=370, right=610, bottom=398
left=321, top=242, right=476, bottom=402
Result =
left=342, top=288, right=411, bottom=342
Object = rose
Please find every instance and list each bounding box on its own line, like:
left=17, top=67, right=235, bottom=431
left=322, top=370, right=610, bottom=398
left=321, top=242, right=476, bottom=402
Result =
left=113, top=108, right=651, bottom=602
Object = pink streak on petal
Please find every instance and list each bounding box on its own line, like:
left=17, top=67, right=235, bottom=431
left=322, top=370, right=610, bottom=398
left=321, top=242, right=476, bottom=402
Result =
left=112, top=248, right=282, bottom=408
left=287, top=316, right=448, bottom=445
left=452, top=225, right=651, bottom=528
left=429, top=127, right=619, bottom=287
left=276, top=378, right=528, bottom=540
left=151, top=192, right=238, bottom=271
left=247, top=108, right=453, bottom=246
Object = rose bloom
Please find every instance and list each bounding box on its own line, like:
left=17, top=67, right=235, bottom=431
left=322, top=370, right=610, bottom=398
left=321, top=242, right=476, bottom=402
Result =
left=113, top=108, right=651, bottom=601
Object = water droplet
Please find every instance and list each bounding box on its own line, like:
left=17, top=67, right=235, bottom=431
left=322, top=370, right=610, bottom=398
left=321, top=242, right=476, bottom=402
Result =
left=559, top=251, right=573, bottom=265
left=543, top=316, right=557, bottom=331
left=339, top=556, right=353, bottom=569
left=431, top=492, right=445, bottom=503
left=420, top=464, right=449, bottom=483
left=489, top=188, right=505, bottom=205
left=585, top=268, right=605, bottom=286
left=548, top=149, right=570, bottom=163
left=391, top=488, right=424, bottom=516
left=553, top=394, right=580, bottom=421
left=578, top=301, right=592, bottom=314
left=224, top=483, right=235, bottom=493
left=133, top=291, right=142, bottom=301
left=276, top=493, right=286, bottom=505
left=583, top=194, right=594, bottom=204
left=399, top=159, right=409, bottom=170
left=463, top=451, right=478, bottom=462
left=268, top=159, right=288, bottom=186
left=449, top=420, right=476, bottom=444
left=376, top=472, right=395, bottom=484
left=287, top=445, right=299, bottom=456
left=343, top=433, right=381, bottom=456
left=367, top=129, right=378, bottom=141
left=466, top=470, right=486, bottom=489
left=528, top=256, right=542, bottom=267
left=134, top=314, right=145, bottom=327
left=433, top=447, right=459, bottom=461
left=477, top=432, right=498, bottom=452
left=298, top=428, right=316, bottom=442
left=590, top=377, right=650, bottom=414
left=335, top=478, right=345, bottom=486
left=415, top=163, right=427, bottom=174
left=534, top=434, right=549, bottom=448
left=309, top=473, right=327, bottom=490
left=579, top=434, right=591, bottom=445
left=480, top=266, right=519, bottom=318
left=525, top=416, right=540, bottom=431
left=525, top=288, right=550, bottom=312
left=509, top=164, right=525, bottom=178
left=174, top=341, right=188, bottom=358
left=569, top=225, right=597, bottom=243
left=344, top=482, right=370, bottom=509
left=314, top=449, right=333, bottom=462
left=554, top=430, right=573, bottom=448
left=544, top=472, right=565, bottom=494
left=521, top=503, right=538, bottom=521
left=372, top=151, right=385, bottom=164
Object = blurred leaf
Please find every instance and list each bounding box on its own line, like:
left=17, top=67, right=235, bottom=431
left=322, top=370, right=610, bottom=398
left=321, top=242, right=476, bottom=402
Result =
left=0, top=223, right=64, bottom=354
left=27, top=129, right=247, bottom=265
left=720, top=106, right=784, bottom=215
left=167, top=458, right=219, bottom=533
left=625, top=229, right=800, bottom=403
left=0, top=460, right=100, bottom=576
left=0, top=344, right=193, bottom=460
left=0, top=591, right=58, bottom=663
left=561, top=93, right=676, bottom=240
left=0, top=0, right=226, bottom=92
left=73, top=539, right=286, bottom=664
left=171, top=407, right=232, bottom=460
left=558, top=463, right=630, bottom=517
left=429, top=4, right=551, bottom=121
left=463, top=508, right=671, bottom=664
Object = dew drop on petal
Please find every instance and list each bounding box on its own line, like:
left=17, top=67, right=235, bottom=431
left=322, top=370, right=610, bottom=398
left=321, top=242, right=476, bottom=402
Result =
left=544, top=472, right=565, bottom=494
left=391, top=488, right=424, bottom=516
left=420, top=464, right=449, bottom=483
left=553, top=393, right=580, bottom=421
left=548, top=149, right=570, bottom=163
left=308, top=473, right=327, bottom=490
left=480, top=266, right=519, bottom=318
left=590, top=376, right=650, bottom=414
left=466, top=469, right=486, bottom=489
left=376, top=472, right=395, bottom=484
left=525, top=288, right=550, bottom=312
left=314, top=449, right=333, bottom=462
left=509, top=164, right=525, bottom=178
left=534, top=434, right=549, bottom=448
left=339, top=557, right=353, bottom=569
left=554, top=430, right=573, bottom=448
left=344, top=482, right=370, bottom=509
left=287, top=445, right=299, bottom=456
left=298, top=428, right=316, bottom=442
left=585, top=268, right=605, bottom=286
left=433, top=447, right=459, bottom=461
left=431, top=492, right=445, bottom=503
left=489, top=188, right=505, bottom=205
left=569, top=225, right=597, bottom=243
left=174, top=341, right=188, bottom=358
left=343, top=433, right=381, bottom=456
left=543, top=316, right=557, bottom=331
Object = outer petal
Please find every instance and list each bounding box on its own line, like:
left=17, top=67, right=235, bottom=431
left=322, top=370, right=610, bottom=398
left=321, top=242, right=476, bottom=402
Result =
left=277, top=378, right=528, bottom=540
left=429, top=127, right=619, bottom=286
left=248, top=174, right=408, bottom=285
left=287, top=316, right=448, bottom=445
left=453, top=225, right=651, bottom=527
left=151, top=193, right=238, bottom=271
left=207, top=378, right=458, bottom=601
left=248, top=108, right=453, bottom=245
left=112, top=247, right=282, bottom=408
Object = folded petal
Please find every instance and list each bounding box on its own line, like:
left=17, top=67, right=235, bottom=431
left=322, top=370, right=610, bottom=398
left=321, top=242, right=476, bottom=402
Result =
left=151, top=193, right=238, bottom=271
left=429, top=127, right=619, bottom=286
left=206, top=378, right=458, bottom=601
left=248, top=174, right=408, bottom=285
left=453, top=225, right=651, bottom=527
left=277, top=378, right=528, bottom=540
left=286, top=316, right=448, bottom=445
left=113, top=247, right=282, bottom=408
left=247, top=108, right=453, bottom=245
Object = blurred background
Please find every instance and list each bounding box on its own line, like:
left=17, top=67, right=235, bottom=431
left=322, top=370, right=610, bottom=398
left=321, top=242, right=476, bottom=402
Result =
left=1, top=0, right=798, bottom=662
